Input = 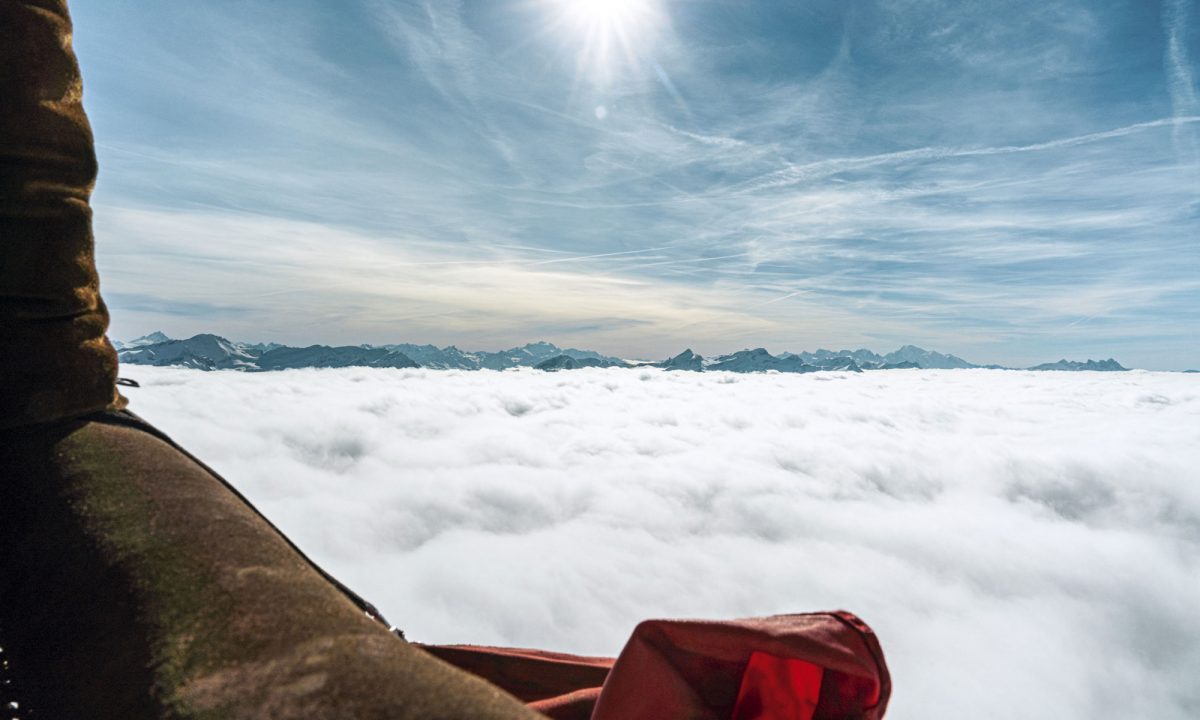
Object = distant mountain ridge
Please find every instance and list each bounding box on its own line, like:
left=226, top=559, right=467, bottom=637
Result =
left=117, top=333, right=625, bottom=373
left=117, top=334, right=259, bottom=370
left=114, top=332, right=1133, bottom=373
left=1027, top=358, right=1127, bottom=372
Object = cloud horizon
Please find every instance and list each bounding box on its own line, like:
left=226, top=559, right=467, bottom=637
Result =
left=123, top=366, right=1200, bottom=720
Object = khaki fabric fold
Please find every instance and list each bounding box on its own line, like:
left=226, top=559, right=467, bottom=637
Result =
left=1, top=0, right=123, bottom=428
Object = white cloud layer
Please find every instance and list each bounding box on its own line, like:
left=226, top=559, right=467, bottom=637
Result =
left=123, top=367, right=1200, bottom=720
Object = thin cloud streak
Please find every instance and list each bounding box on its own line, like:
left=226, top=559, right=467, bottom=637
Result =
left=1163, top=0, right=1200, bottom=160
left=530, top=247, right=668, bottom=265
left=738, top=116, right=1200, bottom=194
left=755, top=289, right=815, bottom=307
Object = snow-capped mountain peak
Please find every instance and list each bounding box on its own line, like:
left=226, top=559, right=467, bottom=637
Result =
left=114, top=333, right=1133, bottom=373
left=112, top=330, right=172, bottom=350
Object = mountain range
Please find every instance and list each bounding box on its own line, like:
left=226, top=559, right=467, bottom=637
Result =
left=113, top=332, right=1133, bottom=374
left=1026, top=358, right=1129, bottom=372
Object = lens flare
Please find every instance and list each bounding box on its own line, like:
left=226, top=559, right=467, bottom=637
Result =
left=545, top=0, right=664, bottom=83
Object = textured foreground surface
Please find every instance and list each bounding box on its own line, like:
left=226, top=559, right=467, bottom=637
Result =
left=125, top=367, right=1199, bottom=720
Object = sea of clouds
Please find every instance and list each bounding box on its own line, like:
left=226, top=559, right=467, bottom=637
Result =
left=123, top=366, right=1199, bottom=720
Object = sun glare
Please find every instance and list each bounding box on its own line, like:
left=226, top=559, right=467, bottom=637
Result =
left=567, top=0, right=650, bottom=29
left=546, top=0, right=663, bottom=82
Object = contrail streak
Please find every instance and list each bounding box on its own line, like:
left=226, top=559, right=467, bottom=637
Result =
left=755, top=289, right=815, bottom=307
left=739, top=116, right=1200, bottom=194
left=1163, top=0, right=1200, bottom=161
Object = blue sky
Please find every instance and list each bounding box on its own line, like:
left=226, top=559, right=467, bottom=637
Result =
left=71, top=0, right=1199, bottom=368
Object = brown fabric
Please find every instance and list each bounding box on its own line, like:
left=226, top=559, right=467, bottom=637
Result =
left=0, top=0, right=123, bottom=428
left=0, top=413, right=543, bottom=719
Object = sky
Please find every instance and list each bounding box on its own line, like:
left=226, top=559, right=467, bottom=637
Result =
left=125, top=366, right=1200, bottom=719
left=70, top=0, right=1200, bottom=369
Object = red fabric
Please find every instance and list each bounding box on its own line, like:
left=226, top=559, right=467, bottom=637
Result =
left=425, top=611, right=890, bottom=720
left=591, top=612, right=889, bottom=720
left=731, top=652, right=824, bottom=720
left=419, top=644, right=614, bottom=720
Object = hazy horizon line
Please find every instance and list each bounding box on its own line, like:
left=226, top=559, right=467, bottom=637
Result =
left=113, top=328, right=1176, bottom=370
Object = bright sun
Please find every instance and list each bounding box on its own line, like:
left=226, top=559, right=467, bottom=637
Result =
left=547, top=0, right=663, bottom=82
left=566, top=0, right=651, bottom=30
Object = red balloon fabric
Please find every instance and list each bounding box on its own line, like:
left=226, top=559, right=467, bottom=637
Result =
left=730, top=651, right=825, bottom=720
left=423, top=611, right=890, bottom=720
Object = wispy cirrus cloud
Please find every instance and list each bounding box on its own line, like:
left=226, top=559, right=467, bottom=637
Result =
left=94, top=206, right=782, bottom=357
left=70, top=0, right=1200, bottom=368
left=1164, top=0, right=1200, bottom=160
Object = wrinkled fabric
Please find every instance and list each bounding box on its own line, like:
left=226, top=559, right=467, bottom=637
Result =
left=430, top=612, right=890, bottom=720
left=0, top=0, right=123, bottom=428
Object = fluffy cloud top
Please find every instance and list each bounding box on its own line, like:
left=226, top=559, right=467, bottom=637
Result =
left=124, top=367, right=1200, bottom=720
